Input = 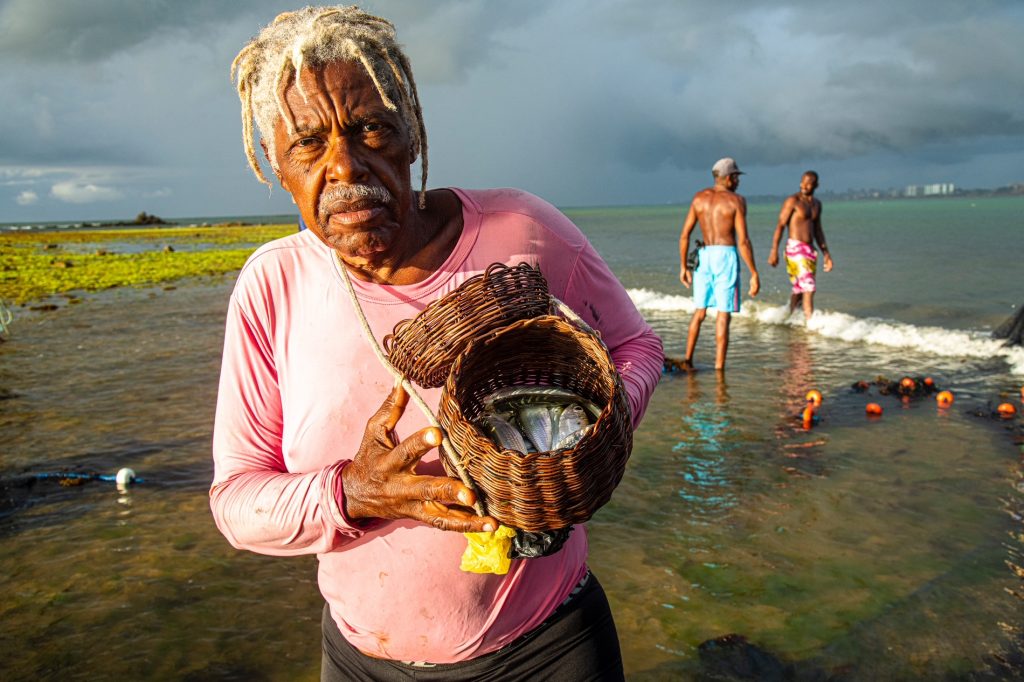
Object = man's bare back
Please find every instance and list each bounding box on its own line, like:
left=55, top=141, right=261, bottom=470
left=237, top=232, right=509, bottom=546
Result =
left=689, top=186, right=746, bottom=246
left=679, top=173, right=758, bottom=291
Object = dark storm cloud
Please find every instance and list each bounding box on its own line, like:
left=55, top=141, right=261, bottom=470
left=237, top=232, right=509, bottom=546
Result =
left=0, top=0, right=547, bottom=76
left=371, top=0, right=550, bottom=83
left=0, top=0, right=259, bottom=63
left=3, top=0, right=1023, bottom=220
left=0, top=0, right=553, bottom=219
left=572, top=0, right=1024, bottom=174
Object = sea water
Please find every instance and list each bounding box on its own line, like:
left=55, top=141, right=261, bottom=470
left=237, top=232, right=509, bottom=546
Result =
left=573, top=196, right=1024, bottom=678
left=0, top=197, right=1022, bottom=680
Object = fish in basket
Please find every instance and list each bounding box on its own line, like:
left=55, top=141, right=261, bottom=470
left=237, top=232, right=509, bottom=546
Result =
left=436, top=315, right=633, bottom=558
left=383, top=263, right=633, bottom=560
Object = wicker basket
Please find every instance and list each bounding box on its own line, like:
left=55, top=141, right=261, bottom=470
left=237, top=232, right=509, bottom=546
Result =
left=436, top=315, right=633, bottom=532
left=383, top=262, right=550, bottom=388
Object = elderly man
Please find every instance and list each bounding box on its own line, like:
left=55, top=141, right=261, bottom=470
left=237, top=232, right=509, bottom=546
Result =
left=210, top=6, right=662, bottom=680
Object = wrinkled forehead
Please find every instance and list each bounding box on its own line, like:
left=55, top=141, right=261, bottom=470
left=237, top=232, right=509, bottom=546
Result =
left=274, top=57, right=408, bottom=133
left=300, top=57, right=401, bottom=108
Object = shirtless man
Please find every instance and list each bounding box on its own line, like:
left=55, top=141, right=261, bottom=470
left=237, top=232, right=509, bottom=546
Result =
left=768, top=171, right=833, bottom=320
left=678, top=158, right=760, bottom=370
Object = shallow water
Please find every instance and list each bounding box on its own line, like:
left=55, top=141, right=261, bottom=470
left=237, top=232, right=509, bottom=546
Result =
left=594, top=312, right=1023, bottom=679
left=2, top=198, right=1023, bottom=680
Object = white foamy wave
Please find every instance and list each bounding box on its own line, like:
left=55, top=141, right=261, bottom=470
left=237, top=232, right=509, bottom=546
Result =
left=625, top=288, right=695, bottom=312
left=626, top=288, right=1024, bottom=375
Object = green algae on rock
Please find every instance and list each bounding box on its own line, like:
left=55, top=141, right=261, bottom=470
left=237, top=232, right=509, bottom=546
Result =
left=0, top=224, right=295, bottom=304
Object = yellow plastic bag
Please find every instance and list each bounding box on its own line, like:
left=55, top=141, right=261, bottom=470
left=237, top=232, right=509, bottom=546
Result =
left=460, top=525, right=517, bottom=574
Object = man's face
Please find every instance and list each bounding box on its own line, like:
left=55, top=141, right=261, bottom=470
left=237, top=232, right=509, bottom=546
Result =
left=269, top=60, right=415, bottom=261
left=800, top=174, right=818, bottom=196
left=727, top=173, right=741, bottom=190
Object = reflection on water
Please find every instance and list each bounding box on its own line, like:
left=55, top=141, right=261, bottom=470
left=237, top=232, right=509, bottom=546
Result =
left=674, top=373, right=738, bottom=521
left=1, top=285, right=1022, bottom=681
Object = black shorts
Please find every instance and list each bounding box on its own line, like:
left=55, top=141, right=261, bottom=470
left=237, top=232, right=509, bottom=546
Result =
left=320, top=571, right=624, bottom=681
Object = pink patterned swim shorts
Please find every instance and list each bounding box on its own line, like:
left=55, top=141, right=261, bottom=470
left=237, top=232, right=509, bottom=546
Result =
left=785, top=239, right=817, bottom=294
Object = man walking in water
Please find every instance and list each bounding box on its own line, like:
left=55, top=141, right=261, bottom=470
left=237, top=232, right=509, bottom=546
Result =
left=768, top=171, right=833, bottom=320
left=678, top=158, right=760, bottom=370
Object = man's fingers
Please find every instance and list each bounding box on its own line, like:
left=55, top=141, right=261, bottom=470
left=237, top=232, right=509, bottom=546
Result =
left=386, top=426, right=441, bottom=469
left=420, top=500, right=497, bottom=533
left=419, top=474, right=478, bottom=508
left=369, top=381, right=409, bottom=434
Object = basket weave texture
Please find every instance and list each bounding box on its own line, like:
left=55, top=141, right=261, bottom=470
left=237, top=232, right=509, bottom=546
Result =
left=437, top=315, right=633, bottom=532
left=383, top=262, right=550, bottom=388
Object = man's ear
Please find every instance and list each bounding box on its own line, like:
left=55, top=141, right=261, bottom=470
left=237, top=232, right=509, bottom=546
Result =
left=260, top=138, right=289, bottom=191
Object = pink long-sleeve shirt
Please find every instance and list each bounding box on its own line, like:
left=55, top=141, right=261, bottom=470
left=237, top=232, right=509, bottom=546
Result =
left=210, top=188, right=662, bottom=663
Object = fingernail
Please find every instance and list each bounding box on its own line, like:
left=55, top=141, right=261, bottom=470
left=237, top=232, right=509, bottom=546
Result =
left=425, top=429, right=440, bottom=446
left=483, top=522, right=496, bottom=532
left=457, top=489, right=471, bottom=505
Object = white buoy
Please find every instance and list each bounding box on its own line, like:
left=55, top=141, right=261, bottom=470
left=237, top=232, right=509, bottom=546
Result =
left=115, top=467, right=136, bottom=488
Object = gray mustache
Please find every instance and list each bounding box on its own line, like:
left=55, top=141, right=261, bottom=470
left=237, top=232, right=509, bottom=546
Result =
left=318, top=184, right=394, bottom=218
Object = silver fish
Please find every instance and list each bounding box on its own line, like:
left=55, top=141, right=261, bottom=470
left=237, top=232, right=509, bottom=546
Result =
left=482, top=386, right=603, bottom=420
left=517, top=404, right=557, bottom=453
left=552, top=424, right=594, bottom=451
left=477, top=414, right=528, bottom=453
left=547, top=404, right=565, bottom=427
left=554, top=403, right=589, bottom=445
left=483, top=387, right=583, bottom=409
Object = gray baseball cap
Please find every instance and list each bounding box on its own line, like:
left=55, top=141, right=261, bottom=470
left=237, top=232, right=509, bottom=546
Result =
left=712, top=157, right=744, bottom=177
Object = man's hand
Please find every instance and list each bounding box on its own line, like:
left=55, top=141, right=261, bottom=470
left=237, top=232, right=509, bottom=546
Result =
left=680, top=266, right=692, bottom=288
left=768, top=251, right=779, bottom=268
left=748, top=272, right=760, bottom=297
left=341, top=382, right=498, bottom=533
left=823, top=253, right=834, bottom=272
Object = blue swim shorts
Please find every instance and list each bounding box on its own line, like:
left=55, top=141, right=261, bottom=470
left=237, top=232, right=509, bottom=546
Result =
left=692, top=245, right=740, bottom=313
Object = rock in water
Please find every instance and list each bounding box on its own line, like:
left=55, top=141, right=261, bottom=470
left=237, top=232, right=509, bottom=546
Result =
left=992, top=304, right=1024, bottom=346
left=697, top=633, right=792, bottom=681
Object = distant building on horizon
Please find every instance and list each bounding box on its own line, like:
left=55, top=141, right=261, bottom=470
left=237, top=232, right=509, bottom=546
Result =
left=904, top=182, right=955, bottom=197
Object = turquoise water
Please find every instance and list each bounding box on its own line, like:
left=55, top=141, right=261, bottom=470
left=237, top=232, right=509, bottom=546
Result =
left=569, top=196, right=1024, bottom=331
left=0, top=197, right=1022, bottom=680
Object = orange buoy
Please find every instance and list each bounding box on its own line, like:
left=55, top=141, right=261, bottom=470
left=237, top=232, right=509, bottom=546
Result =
left=866, top=402, right=883, bottom=416
left=997, top=402, right=1018, bottom=418
left=935, top=390, right=954, bottom=408
left=805, top=389, right=823, bottom=407
left=899, top=377, right=916, bottom=391
left=923, top=377, right=934, bottom=387
left=802, top=406, right=815, bottom=428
